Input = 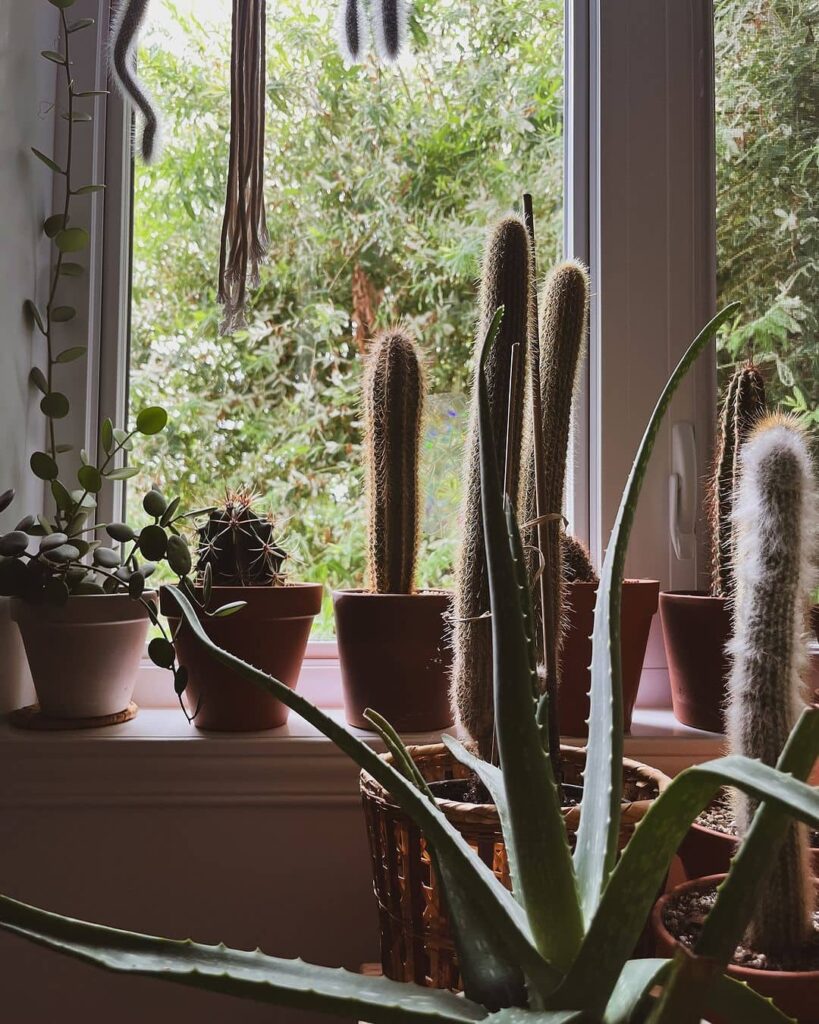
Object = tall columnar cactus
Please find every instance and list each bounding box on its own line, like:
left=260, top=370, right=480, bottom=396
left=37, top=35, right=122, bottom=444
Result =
left=197, top=488, right=286, bottom=587
left=727, top=414, right=817, bottom=961
left=708, top=362, right=767, bottom=598
left=521, top=260, right=590, bottom=667
left=451, top=216, right=532, bottom=759
left=363, top=329, right=424, bottom=595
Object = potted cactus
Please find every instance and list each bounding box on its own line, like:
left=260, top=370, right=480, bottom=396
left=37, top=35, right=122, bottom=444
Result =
left=657, top=414, right=819, bottom=1021
left=160, top=488, right=322, bottom=730
left=660, top=361, right=767, bottom=733
left=6, top=300, right=819, bottom=1024
left=333, top=330, right=453, bottom=732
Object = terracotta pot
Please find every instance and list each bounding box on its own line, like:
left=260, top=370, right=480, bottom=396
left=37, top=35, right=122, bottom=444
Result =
left=333, top=590, right=453, bottom=732
left=678, top=816, right=819, bottom=881
left=659, top=591, right=730, bottom=733
left=10, top=593, right=156, bottom=719
left=161, top=583, right=322, bottom=731
left=558, top=579, right=660, bottom=736
left=653, top=874, right=819, bottom=1024
left=812, top=605, right=819, bottom=645
left=362, top=743, right=671, bottom=989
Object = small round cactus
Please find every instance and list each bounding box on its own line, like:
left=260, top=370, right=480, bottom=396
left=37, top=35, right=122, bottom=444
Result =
left=196, top=488, right=286, bottom=587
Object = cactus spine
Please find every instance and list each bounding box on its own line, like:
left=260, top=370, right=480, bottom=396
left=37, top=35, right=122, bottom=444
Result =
left=521, top=261, right=590, bottom=668
left=451, top=216, right=532, bottom=759
left=726, top=414, right=817, bottom=962
left=708, top=362, right=767, bottom=599
left=197, top=488, right=286, bottom=586
left=363, top=329, right=424, bottom=595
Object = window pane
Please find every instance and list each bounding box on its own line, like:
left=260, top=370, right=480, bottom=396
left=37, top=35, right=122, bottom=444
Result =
left=129, top=0, right=564, bottom=634
left=714, top=1, right=818, bottom=423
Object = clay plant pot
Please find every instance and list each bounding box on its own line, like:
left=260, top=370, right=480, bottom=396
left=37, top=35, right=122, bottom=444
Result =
left=660, top=591, right=731, bottom=733
left=161, top=583, right=322, bottom=731
left=333, top=589, right=453, bottom=732
left=10, top=593, right=156, bottom=719
left=653, top=874, right=819, bottom=1024
left=558, top=579, right=660, bottom=736
left=812, top=605, right=819, bottom=645
left=678, top=813, right=819, bottom=882
left=362, top=742, right=671, bottom=990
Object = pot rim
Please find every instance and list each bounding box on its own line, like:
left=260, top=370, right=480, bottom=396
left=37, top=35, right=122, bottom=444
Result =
left=687, top=814, right=819, bottom=852
left=160, top=580, right=323, bottom=619
left=332, top=588, right=453, bottom=600
left=660, top=589, right=727, bottom=603
left=653, top=873, right=819, bottom=982
left=566, top=579, right=660, bottom=588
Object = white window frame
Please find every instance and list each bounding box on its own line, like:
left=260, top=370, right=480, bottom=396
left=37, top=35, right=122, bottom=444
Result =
left=61, top=0, right=719, bottom=707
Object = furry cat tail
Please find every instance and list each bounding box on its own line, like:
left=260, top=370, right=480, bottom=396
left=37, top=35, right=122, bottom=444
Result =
left=110, top=0, right=162, bottom=163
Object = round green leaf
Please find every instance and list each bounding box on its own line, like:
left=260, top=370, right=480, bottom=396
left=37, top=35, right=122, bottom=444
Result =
left=100, top=417, right=114, bottom=454
left=29, top=367, right=48, bottom=394
left=43, top=578, right=70, bottom=607
left=61, top=111, right=92, bottom=123
left=174, top=665, right=189, bottom=695
left=15, top=515, right=35, bottom=533
left=136, top=406, right=168, bottom=435
left=67, top=17, right=95, bottom=32
left=41, top=392, right=70, bottom=419
left=74, top=580, right=104, bottom=595
left=39, top=532, right=68, bottom=553
left=69, top=489, right=96, bottom=510
left=31, top=148, right=62, bottom=173
left=56, top=346, right=87, bottom=364
left=143, top=489, right=167, bottom=518
left=128, top=572, right=145, bottom=599
left=51, top=305, right=76, bottom=323
left=106, top=522, right=136, bottom=543
left=211, top=601, right=246, bottom=618
left=77, top=464, right=102, bottom=493
left=51, top=481, right=74, bottom=511
left=160, top=496, right=181, bottom=526
left=139, top=524, right=167, bottom=561
left=24, top=300, right=45, bottom=333
left=166, top=535, right=192, bottom=577
left=105, top=466, right=139, bottom=481
left=55, top=227, right=89, bottom=253
left=59, top=263, right=84, bottom=278
left=93, top=547, right=121, bottom=569
left=30, top=452, right=58, bottom=481
left=43, top=543, right=80, bottom=564
left=138, top=561, right=157, bottom=579
left=148, top=637, right=175, bottom=669
left=202, top=562, right=213, bottom=607
left=73, top=183, right=104, bottom=194
left=41, top=49, right=66, bottom=64
left=43, top=214, right=66, bottom=237
left=0, top=531, right=29, bottom=556
left=48, top=1, right=76, bottom=10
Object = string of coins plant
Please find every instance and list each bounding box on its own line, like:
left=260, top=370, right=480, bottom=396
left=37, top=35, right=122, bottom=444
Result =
left=0, top=1, right=242, bottom=719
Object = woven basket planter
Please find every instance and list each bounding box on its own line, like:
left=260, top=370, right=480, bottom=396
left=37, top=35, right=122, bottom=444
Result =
left=361, top=742, right=671, bottom=990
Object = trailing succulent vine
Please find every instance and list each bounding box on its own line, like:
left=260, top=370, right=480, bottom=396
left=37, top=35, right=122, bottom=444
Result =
left=726, top=413, right=817, bottom=962
left=196, top=488, right=287, bottom=588
left=451, top=215, right=531, bottom=760
left=707, top=362, right=767, bottom=599
left=362, top=329, right=424, bottom=595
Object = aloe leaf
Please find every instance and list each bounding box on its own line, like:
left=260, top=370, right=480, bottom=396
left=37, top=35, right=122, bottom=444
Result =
left=484, top=1012, right=585, bottom=1024
left=0, top=895, right=486, bottom=1024
left=476, top=313, right=583, bottom=970
left=574, top=303, right=739, bottom=925
left=551, top=738, right=819, bottom=1018
left=601, top=959, right=670, bottom=1023
left=363, top=709, right=434, bottom=796
left=647, top=709, right=819, bottom=1024
left=441, top=735, right=521, bottom=898
left=163, top=586, right=560, bottom=1003
left=704, top=974, right=795, bottom=1023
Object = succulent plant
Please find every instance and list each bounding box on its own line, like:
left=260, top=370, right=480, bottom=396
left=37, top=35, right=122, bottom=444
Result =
left=363, top=329, right=424, bottom=595
left=726, top=413, right=817, bottom=962
left=562, top=533, right=599, bottom=584
left=451, top=215, right=531, bottom=760
left=707, top=362, right=767, bottom=599
left=196, top=488, right=287, bottom=588
left=6, top=301, right=819, bottom=1024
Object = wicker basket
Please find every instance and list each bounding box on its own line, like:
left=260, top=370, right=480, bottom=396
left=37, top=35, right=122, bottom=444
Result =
left=360, top=743, right=670, bottom=990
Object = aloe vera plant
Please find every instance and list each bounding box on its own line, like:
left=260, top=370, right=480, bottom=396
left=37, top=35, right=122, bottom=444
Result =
left=2, top=301, right=819, bottom=1024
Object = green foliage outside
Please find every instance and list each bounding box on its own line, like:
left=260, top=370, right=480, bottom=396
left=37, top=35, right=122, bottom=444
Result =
left=128, top=0, right=564, bottom=632
left=714, top=0, right=818, bottom=425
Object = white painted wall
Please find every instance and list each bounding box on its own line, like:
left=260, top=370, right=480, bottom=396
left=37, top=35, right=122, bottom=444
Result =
left=0, top=2, right=57, bottom=713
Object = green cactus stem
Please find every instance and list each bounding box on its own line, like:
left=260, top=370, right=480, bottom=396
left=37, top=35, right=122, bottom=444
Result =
left=451, top=216, right=532, bottom=759
left=727, top=413, right=817, bottom=962
left=196, top=487, right=286, bottom=587
left=708, top=362, right=767, bottom=599
left=363, top=329, right=424, bottom=595
left=520, top=260, right=590, bottom=672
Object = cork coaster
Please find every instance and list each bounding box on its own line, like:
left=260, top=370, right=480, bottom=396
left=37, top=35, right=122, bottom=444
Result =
left=9, top=702, right=138, bottom=731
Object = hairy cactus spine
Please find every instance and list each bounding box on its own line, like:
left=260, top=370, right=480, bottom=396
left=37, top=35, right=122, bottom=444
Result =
left=451, top=216, right=532, bottom=759
left=708, top=363, right=767, bottom=598
left=521, top=261, right=590, bottom=668
left=197, top=488, right=286, bottom=587
left=363, top=329, right=424, bottom=595
left=336, top=0, right=368, bottom=63
left=726, top=414, right=817, bottom=961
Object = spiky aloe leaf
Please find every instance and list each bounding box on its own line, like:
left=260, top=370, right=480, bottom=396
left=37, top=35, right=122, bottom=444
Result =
left=162, top=585, right=559, bottom=1004
left=602, top=959, right=670, bottom=1023
left=551, top=717, right=819, bottom=1018
left=647, top=709, right=819, bottom=1024
left=0, top=895, right=486, bottom=1024
left=484, top=1013, right=585, bottom=1024
left=703, top=975, right=794, bottom=1024
left=574, top=303, right=739, bottom=924
left=477, top=310, right=583, bottom=970
left=365, top=711, right=527, bottom=1008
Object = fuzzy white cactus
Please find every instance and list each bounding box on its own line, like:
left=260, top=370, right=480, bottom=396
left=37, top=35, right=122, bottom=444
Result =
left=726, top=413, right=818, bottom=961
